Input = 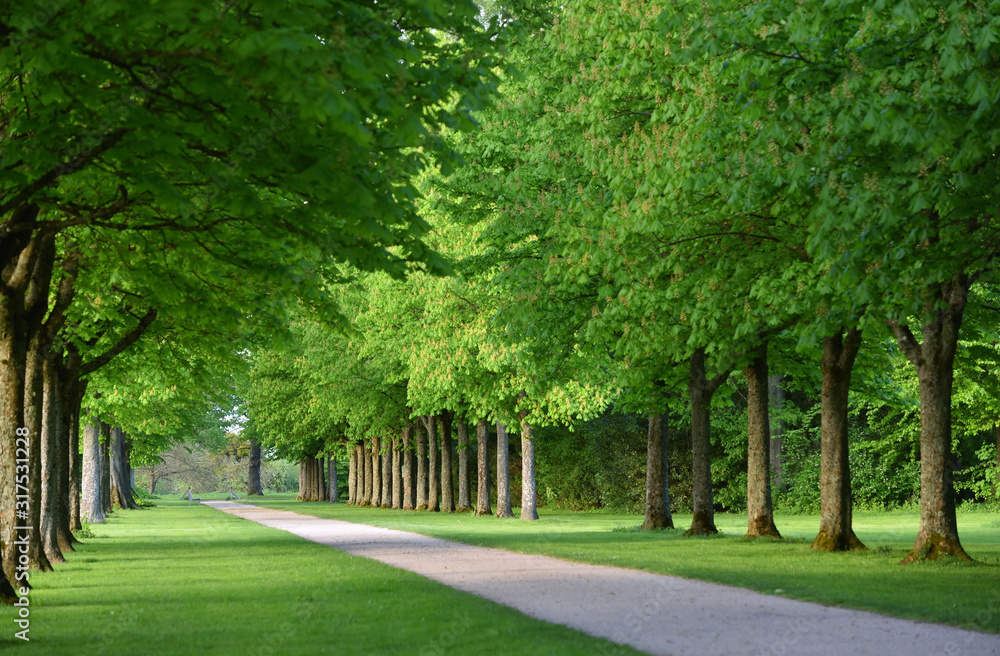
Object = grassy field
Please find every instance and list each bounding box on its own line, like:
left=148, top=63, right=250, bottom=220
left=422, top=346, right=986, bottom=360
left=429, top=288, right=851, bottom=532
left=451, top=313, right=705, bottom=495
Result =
left=240, top=495, right=1000, bottom=633
left=0, top=499, right=641, bottom=655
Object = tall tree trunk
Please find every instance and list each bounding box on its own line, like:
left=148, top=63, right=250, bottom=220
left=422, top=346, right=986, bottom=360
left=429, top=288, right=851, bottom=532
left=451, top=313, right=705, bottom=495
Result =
left=415, top=421, right=428, bottom=510
left=518, top=412, right=538, bottom=521
left=66, top=360, right=85, bottom=533
left=439, top=413, right=454, bottom=512
left=40, top=354, right=65, bottom=564
left=402, top=425, right=414, bottom=510
left=813, top=328, right=866, bottom=552
left=362, top=439, right=372, bottom=506
left=995, top=424, right=1000, bottom=499
left=109, top=427, right=133, bottom=509
left=23, top=332, right=52, bottom=572
left=348, top=445, right=357, bottom=504
left=768, top=374, right=786, bottom=493
left=100, top=424, right=112, bottom=516
left=643, top=412, right=673, bottom=530
left=496, top=422, right=513, bottom=517
left=370, top=434, right=381, bottom=508
left=476, top=419, right=491, bottom=516
left=247, top=438, right=263, bottom=495
left=380, top=442, right=391, bottom=509
left=686, top=349, right=727, bottom=536
left=456, top=419, right=472, bottom=512
left=80, top=419, right=105, bottom=523
left=890, top=275, right=972, bottom=563
left=328, top=454, right=338, bottom=503
left=391, top=436, right=402, bottom=509
left=426, top=416, right=439, bottom=512
left=318, top=455, right=327, bottom=501
left=0, top=298, right=28, bottom=599
left=744, top=343, right=781, bottom=538
left=52, top=356, right=75, bottom=553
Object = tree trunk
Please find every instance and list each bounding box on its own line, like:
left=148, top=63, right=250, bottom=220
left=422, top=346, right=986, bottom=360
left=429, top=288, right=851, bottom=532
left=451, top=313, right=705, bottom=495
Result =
left=518, top=412, right=538, bottom=521
left=66, top=363, right=85, bottom=533
left=328, top=454, right=338, bottom=503
left=426, top=416, right=439, bottom=512
left=347, top=444, right=357, bottom=504
left=439, top=413, right=454, bottom=512
left=380, top=441, right=391, bottom=509
left=890, top=276, right=972, bottom=563
left=402, top=425, right=414, bottom=510
left=0, top=297, right=28, bottom=599
left=80, top=419, right=105, bottom=523
left=686, top=348, right=727, bottom=536
left=247, top=438, right=263, bottom=495
left=768, top=374, right=786, bottom=493
left=40, top=354, right=65, bottom=563
left=100, top=424, right=112, bottom=516
left=643, top=412, right=673, bottom=530
left=476, top=419, right=491, bottom=516
left=362, top=439, right=372, bottom=506
left=813, top=328, right=866, bottom=552
left=456, top=419, right=472, bottom=512
left=744, top=343, right=781, bottom=538
left=24, top=331, right=52, bottom=572
left=109, top=427, right=133, bottom=509
left=496, top=422, right=513, bottom=517
left=391, top=436, right=402, bottom=509
left=371, top=434, right=381, bottom=508
left=52, top=356, right=75, bottom=553
left=415, top=421, right=428, bottom=510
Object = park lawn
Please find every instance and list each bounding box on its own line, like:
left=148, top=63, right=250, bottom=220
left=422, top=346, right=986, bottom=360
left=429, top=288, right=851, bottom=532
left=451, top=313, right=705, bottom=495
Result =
left=1, top=499, right=642, bottom=656
left=241, top=496, right=1000, bottom=633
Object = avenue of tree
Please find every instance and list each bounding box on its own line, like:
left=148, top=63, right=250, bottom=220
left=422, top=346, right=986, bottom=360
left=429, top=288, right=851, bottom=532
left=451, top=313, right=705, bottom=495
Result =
left=2, top=0, right=999, bottom=604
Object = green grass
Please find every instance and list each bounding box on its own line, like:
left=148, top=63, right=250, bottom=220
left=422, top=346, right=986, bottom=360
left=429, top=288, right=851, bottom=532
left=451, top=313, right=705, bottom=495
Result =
left=241, top=495, right=1000, bottom=633
left=1, top=500, right=642, bottom=655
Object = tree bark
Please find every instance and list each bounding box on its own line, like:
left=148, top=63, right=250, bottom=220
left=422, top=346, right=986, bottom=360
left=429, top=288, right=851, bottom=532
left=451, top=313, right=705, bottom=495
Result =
left=439, top=413, right=454, bottom=512
left=100, top=424, right=112, bottom=516
left=744, top=343, right=781, bottom=538
left=496, top=422, right=513, bottom=517
left=24, top=331, right=52, bottom=571
left=380, top=441, right=391, bottom=509
left=685, top=348, right=727, bottom=536
left=247, top=438, right=263, bottom=495
left=80, top=418, right=105, bottom=524
left=518, top=412, right=538, bottom=521
left=768, top=374, right=786, bottom=493
left=109, top=427, right=134, bottom=509
left=40, top=354, right=65, bottom=563
left=391, top=436, right=402, bottom=509
left=52, top=355, right=75, bottom=553
left=456, top=418, right=472, bottom=512
left=65, top=354, right=84, bottom=534
left=370, top=434, right=381, bottom=508
left=476, top=419, right=491, bottom=516
left=415, top=421, right=428, bottom=510
left=643, top=412, right=673, bottom=530
left=402, top=425, right=414, bottom=510
left=426, top=416, right=439, bottom=512
left=348, top=444, right=357, bottom=504
left=812, top=328, right=866, bottom=552
left=362, top=439, right=372, bottom=506
left=328, top=454, right=338, bottom=503
left=890, top=275, right=972, bottom=563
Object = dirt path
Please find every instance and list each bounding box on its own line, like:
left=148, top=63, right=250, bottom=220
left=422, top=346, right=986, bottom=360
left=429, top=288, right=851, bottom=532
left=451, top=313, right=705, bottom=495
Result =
left=203, top=501, right=998, bottom=656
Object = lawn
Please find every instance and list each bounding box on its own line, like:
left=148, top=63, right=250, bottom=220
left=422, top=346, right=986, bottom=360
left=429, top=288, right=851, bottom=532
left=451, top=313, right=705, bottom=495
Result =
left=240, top=495, right=1000, bottom=633
left=1, top=499, right=641, bottom=655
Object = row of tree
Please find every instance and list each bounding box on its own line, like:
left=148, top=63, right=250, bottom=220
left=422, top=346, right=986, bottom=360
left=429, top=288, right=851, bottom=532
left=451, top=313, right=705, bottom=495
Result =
left=244, top=0, right=1000, bottom=565
left=0, top=0, right=502, bottom=600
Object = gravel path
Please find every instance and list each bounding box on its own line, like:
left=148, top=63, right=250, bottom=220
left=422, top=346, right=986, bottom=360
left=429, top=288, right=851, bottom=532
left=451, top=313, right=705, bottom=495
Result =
left=203, top=501, right=999, bottom=656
